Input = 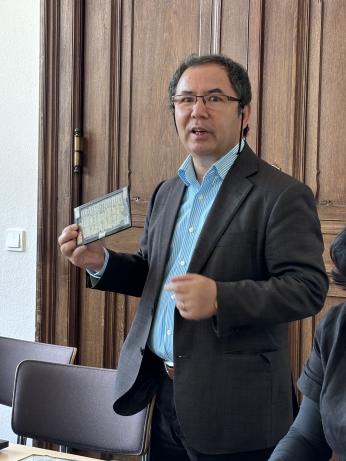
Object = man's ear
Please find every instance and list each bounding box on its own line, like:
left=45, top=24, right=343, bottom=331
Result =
left=241, top=104, right=251, bottom=127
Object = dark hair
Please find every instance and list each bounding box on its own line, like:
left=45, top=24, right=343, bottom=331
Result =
left=330, top=227, right=346, bottom=287
left=168, top=53, right=252, bottom=136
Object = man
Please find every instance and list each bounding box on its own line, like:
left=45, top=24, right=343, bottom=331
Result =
left=59, top=54, right=328, bottom=460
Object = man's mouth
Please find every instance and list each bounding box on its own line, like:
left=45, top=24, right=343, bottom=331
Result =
left=191, top=127, right=209, bottom=136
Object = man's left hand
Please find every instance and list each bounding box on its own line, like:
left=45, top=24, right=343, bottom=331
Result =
left=164, top=273, right=217, bottom=320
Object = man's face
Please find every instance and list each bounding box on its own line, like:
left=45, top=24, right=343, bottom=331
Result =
left=174, top=63, right=250, bottom=161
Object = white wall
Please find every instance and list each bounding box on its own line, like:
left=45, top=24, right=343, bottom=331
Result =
left=0, top=0, right=40, bottom=441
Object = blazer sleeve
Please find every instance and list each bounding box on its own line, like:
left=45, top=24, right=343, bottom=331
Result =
left=215, top=181, right=328, bottom=334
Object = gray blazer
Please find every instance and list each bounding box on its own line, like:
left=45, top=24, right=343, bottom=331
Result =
left=90, top=144, right=328, bottom=454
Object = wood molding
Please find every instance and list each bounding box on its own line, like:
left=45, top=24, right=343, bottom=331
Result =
left=103, top=0, right=123, bottom=368
left=211, top=0, right=222, bottom=54
left=37, top=0, right=84, bottom=349
left=319, top=205, right=346, bottom=224
left=292, top=0, right=311, bottom=182
left=199, top=0, right=213, bottom=55
left=304, top=0, right=323, bottom=197
left=119, top=0, right=134, bottom=190
left=288, top=320, right=302, bottom=397
left=107, top=0, right=121, bottom=191
left=247, top=0, right=264, bottom=154
left=289, top=0, right=313, bottom=387
left=36, top=0, right=60, bottom=343
left=67, top=0, right=84, bottom=349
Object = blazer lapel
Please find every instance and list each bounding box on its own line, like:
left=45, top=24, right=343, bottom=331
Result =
left=188, top=146, right=258, bottom=273
left=154, top=178, right=186, bottom=273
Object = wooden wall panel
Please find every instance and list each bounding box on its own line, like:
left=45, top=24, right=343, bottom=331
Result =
left=129, top=0, right=201, bottom=201
left=219, top=0, right=249, bottom=63
left=317, top=2, right=346, bottom=205
left=219, top=0, right=264, bottom=153
left=260, top=0, right=298, bottom=173
left=79, top=1, right=114, bottom=366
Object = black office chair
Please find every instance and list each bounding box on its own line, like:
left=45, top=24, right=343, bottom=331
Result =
left=11, top=360, right=154, bottom=460
left=0, top=336, right=76, bottom=444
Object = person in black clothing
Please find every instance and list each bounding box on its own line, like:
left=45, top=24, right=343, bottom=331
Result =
left=269, top=227, right=346, bottom=461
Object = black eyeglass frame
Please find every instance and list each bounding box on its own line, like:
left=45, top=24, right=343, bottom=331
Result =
left=172, top=93, right=241, bottom=106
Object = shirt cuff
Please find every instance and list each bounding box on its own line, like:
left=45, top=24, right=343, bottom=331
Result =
left=86, top=248, right=109, bottom=279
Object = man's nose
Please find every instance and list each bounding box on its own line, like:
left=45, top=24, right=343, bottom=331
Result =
left=191, top=97, right=208, bottom=117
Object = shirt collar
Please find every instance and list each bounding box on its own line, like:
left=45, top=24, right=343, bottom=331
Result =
left=178, top=139, right=245, bottom=186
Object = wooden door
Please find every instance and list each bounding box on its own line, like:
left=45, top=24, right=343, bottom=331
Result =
left=37, top=1, right=345, bottom=459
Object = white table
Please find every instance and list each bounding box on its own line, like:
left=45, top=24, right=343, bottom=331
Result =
left=0, top=444, right=99, bottom=461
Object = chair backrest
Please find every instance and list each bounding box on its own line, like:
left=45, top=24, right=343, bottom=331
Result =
left=11, top=360, right=153, bottom=456
left=0, top=336, right=76, bottom=407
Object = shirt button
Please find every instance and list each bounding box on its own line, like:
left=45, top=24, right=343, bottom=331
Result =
left=180, top=260, right=185, bottom=266
left=167, top=329, right=172, bottom=336
left=188, top=226, right=194, bottom=233
left=198, top=194, right=204, bottom=201
left=170, top=294, right=175, bottom=300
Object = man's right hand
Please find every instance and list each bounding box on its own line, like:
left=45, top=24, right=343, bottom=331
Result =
left=58, top=224, right=105, bottom=271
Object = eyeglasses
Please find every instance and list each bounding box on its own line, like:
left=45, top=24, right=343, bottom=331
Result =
left=172, top=93, right=241, bottom=109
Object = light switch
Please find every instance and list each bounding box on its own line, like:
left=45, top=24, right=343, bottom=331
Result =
left=6, top=229, right=25, bottom=252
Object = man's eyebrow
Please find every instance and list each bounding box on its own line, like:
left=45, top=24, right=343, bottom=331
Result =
left=206, top=88, right=224, bottom=94
left=177, top=88, right=225, bottom=95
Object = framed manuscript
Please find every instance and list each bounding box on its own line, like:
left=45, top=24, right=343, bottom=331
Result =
left=74, top=187, right=131, bottom=246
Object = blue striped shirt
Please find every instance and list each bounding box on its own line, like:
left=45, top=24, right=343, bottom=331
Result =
left=148, top=140, right=244, bottom=363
